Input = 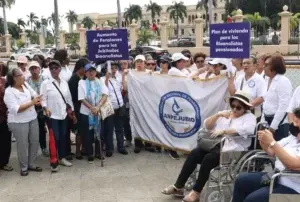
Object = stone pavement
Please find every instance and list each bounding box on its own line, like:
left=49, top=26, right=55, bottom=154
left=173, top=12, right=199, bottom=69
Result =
left=0, top=143, right=186, bottom=202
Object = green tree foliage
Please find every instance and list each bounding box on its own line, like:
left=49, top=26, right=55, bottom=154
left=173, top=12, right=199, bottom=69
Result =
left=137, top=28, right=155, bottom=45
left=146, top=1, right=162, bottom=23
left=124, top=4, right=143, bottom=24
left=167, top=1, right=187, bottom=37
left=81, top=16, right=94, bottom=29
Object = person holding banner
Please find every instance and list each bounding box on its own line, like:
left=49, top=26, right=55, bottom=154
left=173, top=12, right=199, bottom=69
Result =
left=168, top=53, right=191, bottom=77
left=189, top=52, right=206, bottom=73
left=156, top=55, right=171, bottom=75
left=262, top=54, right=292, bottom=141
left=161, top=91, right=256, bottom=202
left=228, top=56, right=267, bottom=119
left=78, top=63, right=108, bottom=163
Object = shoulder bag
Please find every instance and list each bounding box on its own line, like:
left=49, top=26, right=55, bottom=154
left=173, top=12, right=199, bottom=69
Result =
left=109, top=79, right=126, bottom=117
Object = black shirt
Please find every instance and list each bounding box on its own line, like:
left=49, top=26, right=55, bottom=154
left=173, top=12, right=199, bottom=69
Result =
left=68, top=74, right=81, bottom=112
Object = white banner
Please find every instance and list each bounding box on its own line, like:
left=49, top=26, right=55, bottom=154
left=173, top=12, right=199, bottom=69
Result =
left=128, top=71, right=228, bottom=152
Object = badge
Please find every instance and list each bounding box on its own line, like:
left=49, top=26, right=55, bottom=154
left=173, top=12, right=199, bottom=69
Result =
left=248, top=80, right=255, bottom=88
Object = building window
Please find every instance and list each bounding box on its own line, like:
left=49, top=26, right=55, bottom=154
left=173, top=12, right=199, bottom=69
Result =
left=174, top=29, right=177, bottom=35
left=188, top=15, right=191, bottom=24
left=202, top=14, right=206, bottom=19
left=192, top=15, right=195, bottom=22
left=181, top=29, right=184, bottom=35
left=157, top=19, right=160, bottom=24
left=192, top=28, right=195, bottom=34
left=222, top=14, right=226, bottom=21
left=181, top=17, right=184, bottom=23
left=214, top=13, right=217, bottom=22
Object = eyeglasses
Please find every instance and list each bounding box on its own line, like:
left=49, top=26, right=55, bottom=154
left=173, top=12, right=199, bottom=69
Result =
left=196, top=60, right=205, bottom=64
left=160, top=61, right=169, bottom=64
left=49, top=65, right=60, bottom=71
left=147, top=63, right=156, bottom=66
left=230, top=104, right=243, bottom=111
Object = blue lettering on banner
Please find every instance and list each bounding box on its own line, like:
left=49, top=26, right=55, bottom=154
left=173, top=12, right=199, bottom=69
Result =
left=86, top=29, right=129, bottom=61
left=210, top=22, right=251, bottom=58
left=159, top=91, right=201, bottom=138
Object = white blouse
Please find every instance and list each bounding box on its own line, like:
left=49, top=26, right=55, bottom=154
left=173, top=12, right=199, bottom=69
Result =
left=287, top=86, right=300, bottom=113
left=204, top=112, right=257, bottom=152
left=40, top=78, right=74, bottom=120
left=262, top=75, right=292, bottom=130
left=276, top=135, right=300, bottom=193
left=4, top=84, right=37, bottom=123
left=59, top=66, right=72, bottom=82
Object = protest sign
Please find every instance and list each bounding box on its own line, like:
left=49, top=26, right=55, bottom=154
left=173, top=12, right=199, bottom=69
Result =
left=87, top=29, right=129, bottom=61
left=210, top=22, right=250, bottom=58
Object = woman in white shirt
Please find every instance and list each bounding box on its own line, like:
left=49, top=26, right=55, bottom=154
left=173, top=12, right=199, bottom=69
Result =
left=262, top=54, right=292, bottom=141
left=4, top=68, right=42, bottom=176
left=228, top=56, right=267, bottom=120
left=232, top=107, right=300, bottom=202
left=78, top=64, right=108, bottom=163
left=40, top=60, right=75, bottom=172
left=161, top=91, right=256, bottom=202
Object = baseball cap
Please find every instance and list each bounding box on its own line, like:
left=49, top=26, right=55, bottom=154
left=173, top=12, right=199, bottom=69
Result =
left=159, top=55, right=171, bottom=63
left=208, top=58, right=230, bottom=67
left=84, top=63, right=96, bottom=72
left=48, top=60, right=61, bottom=67
left=17, top=56, right=28, bottom=64
left=172, top=53, right=189, bottom=62
left=28, top=61, right=41, bottom=69
left=134, top=55, right=146, bottom=62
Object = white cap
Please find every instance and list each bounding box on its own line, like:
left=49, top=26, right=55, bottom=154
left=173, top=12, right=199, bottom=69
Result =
left=28, top=61, right=41, bottom=69
left=172, top=53, right=189, bottom=62
left=209, top=58, right=236, bottom=74
left=134, top=55, right=146, bottom=62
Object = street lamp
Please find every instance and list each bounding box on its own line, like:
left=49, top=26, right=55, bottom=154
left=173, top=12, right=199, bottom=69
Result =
left=54, top=0, right=60, bottom=48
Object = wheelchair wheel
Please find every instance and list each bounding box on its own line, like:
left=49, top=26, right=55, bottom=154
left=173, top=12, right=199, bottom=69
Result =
left=184, top=169, right=198, bottom=191
left=207, top=190, right=225, bottom=202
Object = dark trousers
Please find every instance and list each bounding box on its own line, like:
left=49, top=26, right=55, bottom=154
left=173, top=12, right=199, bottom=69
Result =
left=66, top=117, right=73, bottom=155
left=123, top=108, right=132, bottom=142
left=113, top=109, right=125, bottom=150
left=79, top=114, right=97, bottom=157
left=103, top=115, right=114, bottom=152
left=37, top=116, right=47, bottom=149
left=232, top=172, right=298, bottom=202
left=174, top=147, right=220, bottom=192
left=0, top=122, right=11, bottom=167
left=50, top=118, right=67, bottom=159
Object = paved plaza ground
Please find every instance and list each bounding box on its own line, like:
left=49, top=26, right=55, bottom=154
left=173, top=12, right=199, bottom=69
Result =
left=0, top=143, right=186, bottom=202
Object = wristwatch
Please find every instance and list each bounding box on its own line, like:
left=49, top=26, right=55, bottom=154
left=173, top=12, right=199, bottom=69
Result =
left=269, top=140, right=277, bottom=148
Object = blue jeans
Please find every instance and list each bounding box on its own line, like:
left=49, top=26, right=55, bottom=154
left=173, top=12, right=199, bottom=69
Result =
left=232, top=172, right=298, bottom=202
left=50, top=118, right=67, bottom=159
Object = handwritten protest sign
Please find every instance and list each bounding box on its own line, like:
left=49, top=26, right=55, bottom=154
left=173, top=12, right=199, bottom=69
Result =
left=87, top=29, right=129, bottom=61
left=210, top=22, right=250, bottom=58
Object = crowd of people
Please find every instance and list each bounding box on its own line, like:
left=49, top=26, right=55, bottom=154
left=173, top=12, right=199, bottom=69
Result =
left=0, top=48, right=299, bottom=202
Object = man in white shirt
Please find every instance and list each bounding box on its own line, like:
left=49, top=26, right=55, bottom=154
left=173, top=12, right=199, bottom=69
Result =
left=168, top=53, right=191, bottom=77
left=17, top=56, right=31, bottom=80
left=103, top=61, right=128, bottom=156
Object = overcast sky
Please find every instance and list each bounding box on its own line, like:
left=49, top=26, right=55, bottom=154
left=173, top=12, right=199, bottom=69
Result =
left=4, top=0, right=197, bottom=30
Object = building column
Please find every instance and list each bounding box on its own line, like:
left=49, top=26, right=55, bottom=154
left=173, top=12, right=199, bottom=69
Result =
left=279, top=5, right=292, bottom=45
left=20, top=31, right=27, bottom=43
left=79, top=26, right=87, bottom=56
left=129, top=19, right=138, bottom=49
left=59, top=31, right=65, bottom=49
left=39, top=34, right=45, bottom=49
left=160, top=17, right=168, bottom=49
left=5, top=34, right=11, bottom=56
left=194, top=16, right=204, bottom=48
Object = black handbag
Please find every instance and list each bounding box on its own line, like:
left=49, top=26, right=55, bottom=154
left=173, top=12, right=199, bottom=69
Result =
left=197, top=130, right=222, bottom=152
left=109, top=80, right=126, bottom=117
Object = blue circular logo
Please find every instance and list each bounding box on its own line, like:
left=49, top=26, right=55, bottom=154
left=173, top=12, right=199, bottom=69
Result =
left=159, top=91, right=201, bottom=138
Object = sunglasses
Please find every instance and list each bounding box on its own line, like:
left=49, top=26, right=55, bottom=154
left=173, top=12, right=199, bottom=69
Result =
left=196, top=60, right=205, bottom=64
left=230, top=104, right=243, bottom=111
left=160, top=61, right=169, bottom=64
left=17, top=63, right=26, bottom=66
left=147, top=63, right=156, bottom=66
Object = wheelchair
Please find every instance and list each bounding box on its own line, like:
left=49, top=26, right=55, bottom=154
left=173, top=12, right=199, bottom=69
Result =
left=184, top=122, right=265, bottom=202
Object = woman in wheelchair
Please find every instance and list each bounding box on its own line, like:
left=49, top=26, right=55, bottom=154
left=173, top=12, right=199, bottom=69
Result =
left=161, top=91, right=256, bottom=202
left=232, top=107, right=300, bottom=202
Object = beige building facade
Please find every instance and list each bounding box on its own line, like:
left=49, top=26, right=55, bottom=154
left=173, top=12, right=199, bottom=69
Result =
left=77, top=0, right=226, bottom=37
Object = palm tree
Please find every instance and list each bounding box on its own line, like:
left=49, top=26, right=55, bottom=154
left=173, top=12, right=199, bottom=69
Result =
left=196, top=0, right=217, bottom=28
left=167, top=1, right=187, bottom=37
left=17, top=18, right=26, bottom=30
left=0, top=0, right=15, bottom=34
left=137, top=28, right=155, bottom=45
left=82, top=16, right=94, bottom=29
left=27, top=12, right=38, bottom=31
left=65, top=10, right=78, bottom=33
left=146, top=1, right=162, bottom=23
left=41, top=17, right=48, bottom=27
left=34, top=21, right=41, bottom=32
left=123, top=4, right=143, bottom=24
left=244, top=12, right=270, bottom=36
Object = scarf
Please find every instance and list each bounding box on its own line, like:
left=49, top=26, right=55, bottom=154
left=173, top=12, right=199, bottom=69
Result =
left=85, top=79, right=102, bottom=135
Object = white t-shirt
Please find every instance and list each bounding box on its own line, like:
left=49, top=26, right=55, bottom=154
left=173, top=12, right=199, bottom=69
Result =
left=204, top=112, right=257, bottom=152
left=78, top=78, right=109, bottom=115
left=235, top=73, right=267, bottom=117
left=60, top=66, right=72, bottom=82
left=41, top=68, right=52, bottom=80
left=4, top=84, right=37, bottom=123
left=168, top=67, right=190, bottom=77
left=276, top=135, right=300, bottom=193
left=287, top=86, right=300, bottom=113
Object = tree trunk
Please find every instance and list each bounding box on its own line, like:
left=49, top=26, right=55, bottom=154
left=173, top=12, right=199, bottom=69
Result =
left=69, top=22, right=73, bottom=33
left=2, top=6, right=8, bottom=34
left=117, top=0, right=122, bottom=28
left=177, top=16, right=179, bottom=38
left=54, top=0, right=60, bottom=48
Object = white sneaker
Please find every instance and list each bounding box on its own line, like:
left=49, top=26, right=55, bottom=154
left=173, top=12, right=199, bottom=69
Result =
left=60, top=158, right=73, bottom=167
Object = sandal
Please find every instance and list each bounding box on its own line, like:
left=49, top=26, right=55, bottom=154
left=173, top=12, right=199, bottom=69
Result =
left=0, top=165, right=13, bottom=171
left=20, top=170, right=29, bottom=176
left=161, top=185, right=184, bottom=197
left=28, top=166, right=43, bottom=172
left=182, top=191, right=200, bottom=202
